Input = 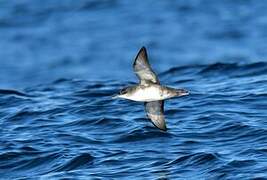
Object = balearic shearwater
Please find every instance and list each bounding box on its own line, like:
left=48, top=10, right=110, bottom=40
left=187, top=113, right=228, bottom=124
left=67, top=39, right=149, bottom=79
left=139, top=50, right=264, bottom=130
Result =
left=113, top=47, right=189, bottom=131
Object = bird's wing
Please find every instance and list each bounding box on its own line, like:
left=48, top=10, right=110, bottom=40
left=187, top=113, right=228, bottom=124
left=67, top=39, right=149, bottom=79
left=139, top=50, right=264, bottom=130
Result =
left=133, top=47, right=159, bottom=85
left=145, top=101, right=166, bottom=131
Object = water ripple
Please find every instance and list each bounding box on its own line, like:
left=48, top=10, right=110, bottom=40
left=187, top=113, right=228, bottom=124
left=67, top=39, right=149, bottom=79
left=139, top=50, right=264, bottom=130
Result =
left=0, top=62, right=267, bottom=179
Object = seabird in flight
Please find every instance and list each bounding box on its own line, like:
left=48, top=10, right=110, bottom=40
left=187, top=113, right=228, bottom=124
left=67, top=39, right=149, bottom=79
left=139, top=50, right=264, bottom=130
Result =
left=113, top=47, right=189, bottom=131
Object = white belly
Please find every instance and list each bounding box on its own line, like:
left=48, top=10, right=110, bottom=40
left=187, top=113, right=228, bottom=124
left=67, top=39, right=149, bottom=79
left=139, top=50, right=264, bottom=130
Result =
left=128, top=85, right=163, bottom=102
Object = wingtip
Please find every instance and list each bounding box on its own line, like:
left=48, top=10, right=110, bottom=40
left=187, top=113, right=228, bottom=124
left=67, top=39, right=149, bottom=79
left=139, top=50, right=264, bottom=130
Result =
left=140, top=46, right=146, bottom=51
left=159, top=126, right=167, bottom=131
left=150, top=119, right=167, bottom=131
left=137, top=46, right=147, bottom=55
left=134, top=46, right=148, bottom=66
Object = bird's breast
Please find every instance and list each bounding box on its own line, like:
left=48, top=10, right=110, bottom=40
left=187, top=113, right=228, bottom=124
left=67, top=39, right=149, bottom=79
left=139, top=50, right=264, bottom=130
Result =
left=127, top=85, right=164, bottom=102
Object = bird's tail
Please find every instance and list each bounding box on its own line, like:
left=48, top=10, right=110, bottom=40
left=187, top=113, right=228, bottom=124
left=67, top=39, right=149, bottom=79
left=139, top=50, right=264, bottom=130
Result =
left=176, top=89, right=189, bottom=96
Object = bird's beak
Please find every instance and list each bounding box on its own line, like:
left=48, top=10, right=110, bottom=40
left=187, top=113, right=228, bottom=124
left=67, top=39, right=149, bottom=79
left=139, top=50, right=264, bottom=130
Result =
left=111, top=94, right=120, bottom=99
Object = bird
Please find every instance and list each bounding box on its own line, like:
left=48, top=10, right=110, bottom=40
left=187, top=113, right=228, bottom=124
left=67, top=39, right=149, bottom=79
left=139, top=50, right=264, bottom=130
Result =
left=113, top=47, right=189, bottom=131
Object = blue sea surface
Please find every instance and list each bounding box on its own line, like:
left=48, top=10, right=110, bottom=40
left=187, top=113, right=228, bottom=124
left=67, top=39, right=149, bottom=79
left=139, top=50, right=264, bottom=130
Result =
left=1, top=0, right=267, bottom=179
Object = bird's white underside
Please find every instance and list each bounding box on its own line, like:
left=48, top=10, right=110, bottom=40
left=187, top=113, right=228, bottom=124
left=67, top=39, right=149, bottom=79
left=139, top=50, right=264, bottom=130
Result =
left=120, top=86, right=166, bottom=102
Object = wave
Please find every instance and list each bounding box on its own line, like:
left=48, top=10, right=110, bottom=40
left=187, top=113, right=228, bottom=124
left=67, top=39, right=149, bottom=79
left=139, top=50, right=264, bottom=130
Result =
left=51, top=153, right=94, bottom=172
left=167, top=152, right=220, bottom=167
left=161, top=62, right=267, bottom=78
left=0, top=89, right=29, bottom=97
left=114, top=128, right=172, bottom=143
left=199, top=62, right=267, bottom=77
left=1, top=61, right=267, bottom=178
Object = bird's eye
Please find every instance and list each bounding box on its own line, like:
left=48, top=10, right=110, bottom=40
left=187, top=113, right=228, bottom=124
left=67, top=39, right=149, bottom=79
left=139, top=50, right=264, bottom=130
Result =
left=120, top=88, right=127, bottom=95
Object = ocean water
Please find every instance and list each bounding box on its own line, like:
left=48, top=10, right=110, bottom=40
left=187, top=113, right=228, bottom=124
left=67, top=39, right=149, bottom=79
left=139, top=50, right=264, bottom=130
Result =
left=1, top=0, right=267, bottom=179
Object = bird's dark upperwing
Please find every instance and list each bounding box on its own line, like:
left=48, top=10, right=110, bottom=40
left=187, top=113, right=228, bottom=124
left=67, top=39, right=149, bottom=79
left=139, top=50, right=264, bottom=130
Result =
left=133, top=47, right=159, bottom=85
left=145, top=101, right=166, bottom=131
